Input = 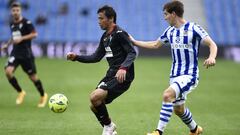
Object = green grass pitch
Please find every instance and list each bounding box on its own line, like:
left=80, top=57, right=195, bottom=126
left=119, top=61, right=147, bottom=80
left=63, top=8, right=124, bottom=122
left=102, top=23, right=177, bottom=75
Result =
left=0, top=57, right=240, bottom=135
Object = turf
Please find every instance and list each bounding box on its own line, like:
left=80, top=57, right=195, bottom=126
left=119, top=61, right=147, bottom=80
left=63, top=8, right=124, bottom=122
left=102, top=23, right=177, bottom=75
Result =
left=0, top=57, right=240, bottom=135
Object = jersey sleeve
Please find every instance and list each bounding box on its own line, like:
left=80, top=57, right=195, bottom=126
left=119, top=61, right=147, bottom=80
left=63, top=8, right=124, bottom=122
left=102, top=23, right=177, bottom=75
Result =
left=159, top=26, right=171, bottom=45
left=193, top=23, right=209, bottom=42
left=26, top=20, right=36, bottom=33
left=9, top=22, right=12, bottom=31
left=118, top=31, right=136, bottom=68
left=75, top=36, right=105, bottom=63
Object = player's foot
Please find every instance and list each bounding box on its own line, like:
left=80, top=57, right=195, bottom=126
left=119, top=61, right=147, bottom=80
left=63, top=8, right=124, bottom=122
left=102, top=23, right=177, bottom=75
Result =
left=112, top=131, right=117, bottom=135
left=189, top=126, right=203, bottom=135
left=37, top=93, right=48, bottom=108
left=16, top=90, right=26, bottom=105
left=102, top=122, right=117, bottom=135
left=147, top=130, right=161, bottom=135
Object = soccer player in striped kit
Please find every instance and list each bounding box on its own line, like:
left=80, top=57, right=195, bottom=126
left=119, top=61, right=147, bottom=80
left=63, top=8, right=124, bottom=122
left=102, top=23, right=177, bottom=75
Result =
left=130, top=1, right=217, bottom=135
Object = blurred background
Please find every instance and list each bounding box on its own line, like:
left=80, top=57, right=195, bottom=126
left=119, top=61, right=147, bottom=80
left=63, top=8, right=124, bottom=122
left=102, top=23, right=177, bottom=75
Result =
left=0, top=0, right=240, bottom=62
left=0, top=1, right=240, bottom=135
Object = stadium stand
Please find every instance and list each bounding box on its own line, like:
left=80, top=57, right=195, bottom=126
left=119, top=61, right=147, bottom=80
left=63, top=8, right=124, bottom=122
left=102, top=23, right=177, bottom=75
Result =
left=0, top=0, right=239, bottom=46
left=203, top=0, right=240, bottom=46
left=0, top=0, right=168, bottom=42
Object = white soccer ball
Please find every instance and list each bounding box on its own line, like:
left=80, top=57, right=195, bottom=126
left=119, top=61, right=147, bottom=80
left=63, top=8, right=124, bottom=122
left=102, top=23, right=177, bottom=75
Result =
left=48, top=94, right=68, bottom=113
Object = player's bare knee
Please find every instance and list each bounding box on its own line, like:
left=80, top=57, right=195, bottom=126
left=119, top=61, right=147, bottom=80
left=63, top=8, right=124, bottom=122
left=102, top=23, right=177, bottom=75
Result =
left=29, top=74, right=38, bottom=82
left=5, top=68, right=13, bottom=79
left=163, top=92, right=173, bottom=102
left=163, top=88, right=176, bottom=102
left=5, top=71, right=12, bottom=78
left=90, top=92, right=102, bottom=106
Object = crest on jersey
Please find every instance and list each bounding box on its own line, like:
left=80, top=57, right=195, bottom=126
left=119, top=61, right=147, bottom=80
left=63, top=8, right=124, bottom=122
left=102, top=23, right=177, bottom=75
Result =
left=103, top=37, right=107, bottom=41
left=19, top=23, right=23, bottom=29
left=175, top=36, right=180, bottom=43
left=116, top=30, right=122, bottom=33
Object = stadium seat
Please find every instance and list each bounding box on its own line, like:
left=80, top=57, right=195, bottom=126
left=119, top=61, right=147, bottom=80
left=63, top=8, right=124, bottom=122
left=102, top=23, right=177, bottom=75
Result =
left=0, top=0, right=238, bottom=46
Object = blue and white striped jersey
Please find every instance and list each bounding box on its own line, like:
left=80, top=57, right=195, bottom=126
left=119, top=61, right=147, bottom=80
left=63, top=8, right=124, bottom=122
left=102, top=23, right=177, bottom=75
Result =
left=159, top=22, right=208, bottom=78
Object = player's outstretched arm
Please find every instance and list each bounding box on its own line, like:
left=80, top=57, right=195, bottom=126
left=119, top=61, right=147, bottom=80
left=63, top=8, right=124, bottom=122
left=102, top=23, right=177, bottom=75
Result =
left=202, top=36, right=218, bottom=69
left=66, top=45, right=105, bottom=63
left=129, top=35, right=162, bottom=49
left=1, top=38, right=13, bottom=51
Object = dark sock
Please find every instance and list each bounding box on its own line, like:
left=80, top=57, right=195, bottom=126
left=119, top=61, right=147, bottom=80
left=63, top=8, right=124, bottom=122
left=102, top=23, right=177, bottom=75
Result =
left=190, top=125, right=198, bottom=133
left=156, top=129, right=163, bottom=135
left=8, top=77, right=22, bottom=92
left=94, top=103, right=111, bottom=125
left=34, top=80, right=44, bottom=96
left=92, top=111, right=104, bottom=127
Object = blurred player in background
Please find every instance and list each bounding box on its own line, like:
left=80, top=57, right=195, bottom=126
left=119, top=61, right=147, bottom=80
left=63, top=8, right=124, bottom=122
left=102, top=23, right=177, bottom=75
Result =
left=1, top=2, right=48, bottom=108
left=130, top=1, right=217, bottom=135
left=67, top=5, right=136, bottom=135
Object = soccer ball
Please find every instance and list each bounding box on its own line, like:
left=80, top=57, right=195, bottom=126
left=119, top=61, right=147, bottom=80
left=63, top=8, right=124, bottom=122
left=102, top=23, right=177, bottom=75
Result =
left=48, top=94, right=68, bottom=113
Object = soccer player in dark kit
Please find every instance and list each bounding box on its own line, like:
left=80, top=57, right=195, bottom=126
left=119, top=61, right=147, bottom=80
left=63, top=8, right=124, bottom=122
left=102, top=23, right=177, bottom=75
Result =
left=67, top=5, right=136, bottom=135
left=1, top=2, right=48, bottom=107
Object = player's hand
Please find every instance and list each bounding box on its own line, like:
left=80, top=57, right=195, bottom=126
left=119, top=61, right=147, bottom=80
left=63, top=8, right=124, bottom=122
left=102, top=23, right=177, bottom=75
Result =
left=1, top=44, right=8, bottom=51
left=13, top=38, right=23, bottom=44
left=203, top=57, right=216, bottom=69
left=66, top=52, right=77, bottom=61
left=115, top=69, right=127, bottom=83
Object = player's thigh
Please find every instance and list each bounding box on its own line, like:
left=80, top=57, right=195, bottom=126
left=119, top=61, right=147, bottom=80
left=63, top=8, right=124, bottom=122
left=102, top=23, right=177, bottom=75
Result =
left=4, top=56, right=19, bottom=73
left=20, top=57, right=37, bottom=75
left=90, top=88, right=108, bottom=102
left=99, top=78, right=132, bottom=104
left=170, top=75, right=198, bottom=99
left=163, top=86, right=176, bottom=102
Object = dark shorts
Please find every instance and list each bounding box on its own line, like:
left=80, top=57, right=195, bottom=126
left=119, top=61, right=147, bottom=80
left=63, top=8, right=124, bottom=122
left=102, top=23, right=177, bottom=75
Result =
left=96, top=76, right=132, bottom=104
left=5, top=56, right=37, bottom=75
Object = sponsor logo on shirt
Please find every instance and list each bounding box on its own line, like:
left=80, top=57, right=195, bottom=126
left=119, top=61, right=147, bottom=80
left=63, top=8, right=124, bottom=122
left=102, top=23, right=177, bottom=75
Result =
left=172, top=43, right=191, bottom=49
left=12, top=30, right=22, bottom=40
left=105, top=46, right=113, bottom=57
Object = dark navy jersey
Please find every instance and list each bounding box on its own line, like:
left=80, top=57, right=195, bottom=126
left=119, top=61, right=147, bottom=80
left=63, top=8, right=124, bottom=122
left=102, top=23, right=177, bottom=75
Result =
left=10, top=17, right=35, bottom=58
left=75, top=25, right=136, bottom=81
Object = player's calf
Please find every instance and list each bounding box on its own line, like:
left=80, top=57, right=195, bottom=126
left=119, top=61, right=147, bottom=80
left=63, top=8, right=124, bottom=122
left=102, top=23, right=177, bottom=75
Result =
left=173, top=105, right=185, bottom=116
left=5, top=66, right=15, bottom=79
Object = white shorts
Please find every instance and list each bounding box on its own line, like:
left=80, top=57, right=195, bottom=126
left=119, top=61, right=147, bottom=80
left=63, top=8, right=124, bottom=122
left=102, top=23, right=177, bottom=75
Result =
left=169, top=75, right=199, bottom=106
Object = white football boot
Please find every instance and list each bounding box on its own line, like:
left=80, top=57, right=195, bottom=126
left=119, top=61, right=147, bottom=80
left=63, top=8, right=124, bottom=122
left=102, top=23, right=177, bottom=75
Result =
left=102, top=122, right=117, bottom=135
left=112, top=131, right=117, bottom=135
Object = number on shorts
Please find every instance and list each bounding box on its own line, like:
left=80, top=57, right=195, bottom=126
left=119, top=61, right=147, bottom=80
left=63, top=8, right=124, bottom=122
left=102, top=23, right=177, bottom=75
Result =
left=8, top=56, right=15, bottom=63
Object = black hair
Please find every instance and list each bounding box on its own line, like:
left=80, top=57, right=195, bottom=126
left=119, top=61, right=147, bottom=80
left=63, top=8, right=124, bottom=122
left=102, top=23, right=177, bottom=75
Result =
left=97, top=5, right=117, bottom=23
left=11, top=2, right=21, bottom=8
